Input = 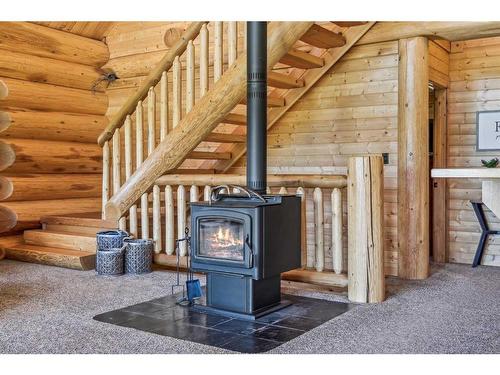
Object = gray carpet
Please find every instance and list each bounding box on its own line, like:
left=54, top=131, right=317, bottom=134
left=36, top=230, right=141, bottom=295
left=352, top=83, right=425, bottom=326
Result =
left=0, top=260, right=498, bottom=354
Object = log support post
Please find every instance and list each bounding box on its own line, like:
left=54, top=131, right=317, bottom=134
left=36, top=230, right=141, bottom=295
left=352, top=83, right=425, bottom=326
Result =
left=398, top=37, right=430, bottom=279
left=347, top=156, right=385, bottom=303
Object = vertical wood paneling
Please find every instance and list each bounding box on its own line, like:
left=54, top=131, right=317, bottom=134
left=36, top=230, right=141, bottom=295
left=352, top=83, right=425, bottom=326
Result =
left=229, top=40, right=400, bottom=276
left=447, top=37, right=500, bottom=267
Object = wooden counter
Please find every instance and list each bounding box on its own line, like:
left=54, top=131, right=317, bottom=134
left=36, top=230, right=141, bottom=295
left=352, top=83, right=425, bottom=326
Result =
left=431, top=168, right=500, bottom=179
left=432, top=168, right=500, bottom=218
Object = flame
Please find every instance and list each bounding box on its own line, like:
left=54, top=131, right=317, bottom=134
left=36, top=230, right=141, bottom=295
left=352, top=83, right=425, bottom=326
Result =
left=211, top=225, right=243, bottom=249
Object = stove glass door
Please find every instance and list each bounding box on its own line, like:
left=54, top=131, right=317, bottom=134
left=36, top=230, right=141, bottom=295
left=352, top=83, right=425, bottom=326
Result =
left=198, top=218, right=245, bottom=261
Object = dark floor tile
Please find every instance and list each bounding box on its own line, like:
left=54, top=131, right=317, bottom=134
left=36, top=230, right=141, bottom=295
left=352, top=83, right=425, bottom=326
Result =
left=255, top=311, right=287, bottom=324
left=122, top=302, right=166, bottom=316
left=278, top=303, right=310, bottom=317
left=145, top=306, right=191, bottom=321
left=272, top=315, right=323, bottom=330
left=93, top=310, right=140, bottom=325
left=180, top=326, right=238, bottom=347
left=148, top=296, right=179, bottom=308
left=221, top=335, right=281, bottom=353
left=213, top=319, right=267, bottom=335
left=117, top=315, right=171, bottom=333
left=150, top=320, right=236, bottom=346
left=281, top=300, right=349, bottom=321
left=254, top=325, right=304, bottom=342
left=178, top=311, right=231, bottom=328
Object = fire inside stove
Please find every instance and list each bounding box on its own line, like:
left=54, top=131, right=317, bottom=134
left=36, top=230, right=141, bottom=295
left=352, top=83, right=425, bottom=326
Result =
left=198, top=218, right=244, bottom=261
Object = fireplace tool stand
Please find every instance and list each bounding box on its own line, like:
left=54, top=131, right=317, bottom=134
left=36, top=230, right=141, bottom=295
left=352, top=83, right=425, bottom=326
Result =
left=171, top=228, right=202, bottom=306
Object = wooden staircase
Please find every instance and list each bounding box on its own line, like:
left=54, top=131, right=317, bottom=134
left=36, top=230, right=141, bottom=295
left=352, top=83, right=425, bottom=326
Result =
left=103, top=21, right=375, bottom=221
left=3, top=213, right=115, bottom=270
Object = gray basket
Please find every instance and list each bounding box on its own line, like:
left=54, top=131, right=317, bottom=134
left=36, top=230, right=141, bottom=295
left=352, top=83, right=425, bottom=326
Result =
left=96, top=247, right=125, bottom=276
left=124, top=239, right=153, bottom=274
left=96, top=230, right=129, bottom=250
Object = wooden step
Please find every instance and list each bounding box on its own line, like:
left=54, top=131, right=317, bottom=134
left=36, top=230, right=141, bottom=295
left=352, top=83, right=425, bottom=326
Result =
left=268, top=72, right=305, bottom=89
left=173, top=169, right=216, bottom=175
left=188, top=151, right=232, bottom=160
left=280, top=50, right=324, bottom=69
left=40, top=213, right=114, bottom=229
left=240, top=95, right=285, bottom=107
left=205, top=133, right=246, bottom=143
left=300, top=24, right=346, bottom=49
left=223, top=113, right=246, bottom=125
left=331, top=21, right=368, bottom=27
left=24, top=230, right=96, bottom=253
left=5, top=243, right=95, bottom=270
left=43, top=224, right=106, bottom=236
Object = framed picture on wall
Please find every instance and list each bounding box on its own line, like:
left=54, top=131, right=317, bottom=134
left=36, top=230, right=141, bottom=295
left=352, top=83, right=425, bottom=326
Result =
left=477, top=110, right=500, bottom=151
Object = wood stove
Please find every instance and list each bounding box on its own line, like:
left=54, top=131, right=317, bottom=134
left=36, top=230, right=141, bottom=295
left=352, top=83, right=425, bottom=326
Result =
left=189, top=22, right=301, bottom=320
left=191, top=189, right=301, bottom=319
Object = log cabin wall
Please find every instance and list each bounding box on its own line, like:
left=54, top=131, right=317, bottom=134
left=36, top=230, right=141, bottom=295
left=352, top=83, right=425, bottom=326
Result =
left=0, top=22, right=109, bottom=234
left=447, top=36, right=500, bottom=267
left=229, top=41, right=400, bottom=276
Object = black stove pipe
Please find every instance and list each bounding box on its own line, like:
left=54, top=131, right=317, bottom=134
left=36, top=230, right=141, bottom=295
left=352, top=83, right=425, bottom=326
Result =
left=246, top=22, right=267, bottom=194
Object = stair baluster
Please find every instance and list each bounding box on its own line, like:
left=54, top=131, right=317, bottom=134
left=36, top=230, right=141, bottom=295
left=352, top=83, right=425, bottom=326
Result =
left=101, top=141, right=110, bottom=218
left=124, top=115, right=137, bottom=237
left=214, top=22, right=223, bottom=82
left=172, top=56, right=182, bottom=128
left=228, top=21, right=238, bottom=66
left=177, top=185, right=187, bottom=256
left=200, top=24, right=209, bottom=96
left=165, top=185, right=174, bottom=255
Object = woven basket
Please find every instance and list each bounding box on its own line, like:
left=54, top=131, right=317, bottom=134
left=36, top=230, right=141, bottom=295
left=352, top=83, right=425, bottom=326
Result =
left=96, top=247, right=125, bottom=276
left=124, top=239, right=153, bottom=274
left=96, top=230, right=129, bottom=251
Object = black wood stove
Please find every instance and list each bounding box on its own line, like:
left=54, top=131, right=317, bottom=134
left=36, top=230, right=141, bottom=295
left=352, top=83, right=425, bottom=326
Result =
left=190, top=22, right=301, bottom=320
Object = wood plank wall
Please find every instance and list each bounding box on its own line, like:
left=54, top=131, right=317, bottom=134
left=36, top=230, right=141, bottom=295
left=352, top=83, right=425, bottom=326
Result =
left=229, top=41, right=400, bottom=276
left=0, top=22, right=109, bottom=234
left=447, top=36, right=500, bottom=267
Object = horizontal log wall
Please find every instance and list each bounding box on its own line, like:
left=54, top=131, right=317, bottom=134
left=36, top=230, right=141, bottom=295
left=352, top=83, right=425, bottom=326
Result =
left=0, top=22, right=108, bottom=234
left=228, top=40, right=399, bottom=276
left=447, top=36, right=500, bottom=267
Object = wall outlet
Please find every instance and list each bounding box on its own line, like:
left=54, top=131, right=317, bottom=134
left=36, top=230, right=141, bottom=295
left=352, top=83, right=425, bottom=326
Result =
left=382, top=153, right=389, bottom=165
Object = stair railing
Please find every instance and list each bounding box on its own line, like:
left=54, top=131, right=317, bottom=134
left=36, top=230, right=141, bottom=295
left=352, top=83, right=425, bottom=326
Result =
left=151, top=173, right=349, bottom=286
left=99, top=22, right=243, bottom=243
left=148, top=156, right=386, bottom=302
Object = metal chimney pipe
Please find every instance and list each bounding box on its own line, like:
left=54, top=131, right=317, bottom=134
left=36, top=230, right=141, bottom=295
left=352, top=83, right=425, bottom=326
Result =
left=246, top=21, right=267, bottom=194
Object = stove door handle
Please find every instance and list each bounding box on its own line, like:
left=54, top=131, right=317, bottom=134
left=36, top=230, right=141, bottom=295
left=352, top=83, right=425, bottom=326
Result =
left=246, top=234, right=254, bottom=268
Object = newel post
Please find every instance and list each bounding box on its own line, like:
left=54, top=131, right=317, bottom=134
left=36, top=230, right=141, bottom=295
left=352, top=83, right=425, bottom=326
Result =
left=347, top=155, right=385, bottom=303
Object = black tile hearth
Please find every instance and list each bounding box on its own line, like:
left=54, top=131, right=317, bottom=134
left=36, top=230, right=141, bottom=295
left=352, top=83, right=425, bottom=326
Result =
left=94, top=293, right=352, bottom=353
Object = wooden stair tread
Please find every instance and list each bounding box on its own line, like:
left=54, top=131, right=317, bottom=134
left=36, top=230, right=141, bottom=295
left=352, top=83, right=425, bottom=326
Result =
left=280, top=49, right=324, bottom=69
left=24, top=229, right=96, bottom=253
left=173, top=169, right=216, bottom=174
left=223, top=113, right=246, bottom=125
left=300, top=24, right=346, bottom=49
left=5, top=243, right=95, bottom=271
left=240, top=95, right=285, bottom=107
left=268, top=71, right=305, bottom=89
left=40, top=213, right=115, bottom=229
left=331, top=21, right=368, bottom=27
left=205, top=133, right=246, bottom=143
left=188, top=151, right=232, bottom=160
